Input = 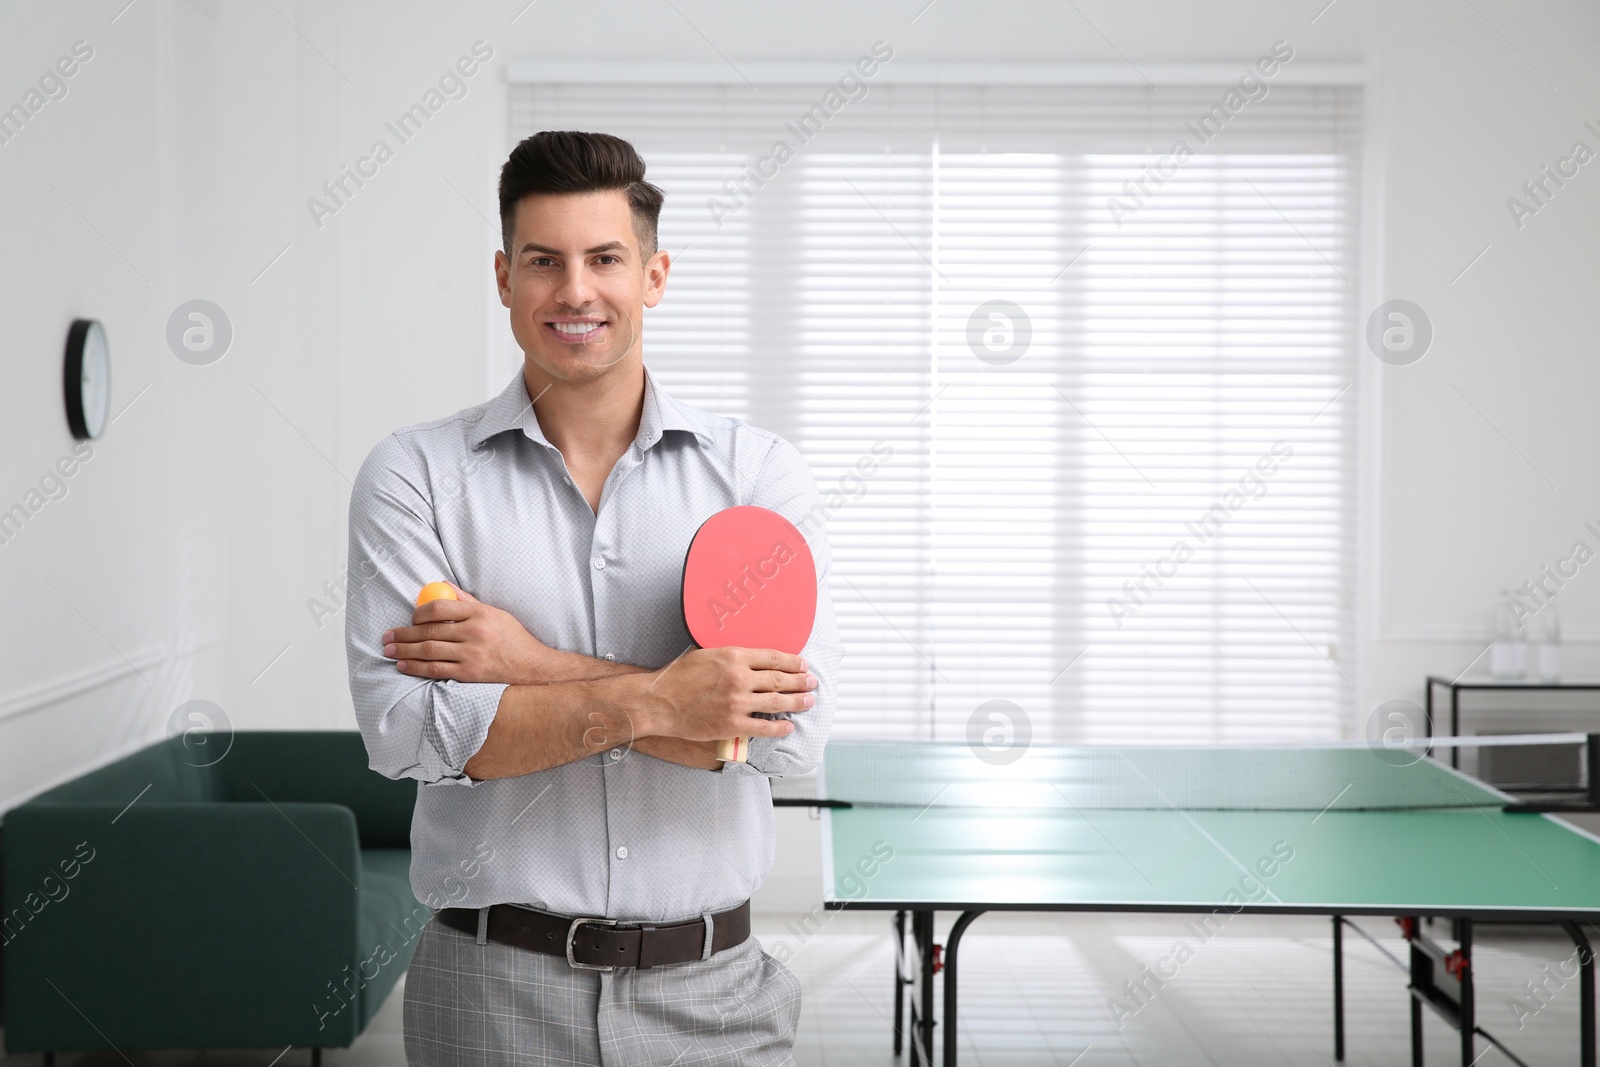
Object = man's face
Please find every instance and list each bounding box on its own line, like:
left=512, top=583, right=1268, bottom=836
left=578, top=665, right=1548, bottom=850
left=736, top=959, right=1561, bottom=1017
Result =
left=494, top=190, right=669, bottom=384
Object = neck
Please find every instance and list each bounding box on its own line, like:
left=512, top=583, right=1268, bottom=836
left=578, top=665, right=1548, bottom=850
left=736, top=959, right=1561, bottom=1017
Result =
left=523, top=359, right=645, bottom=462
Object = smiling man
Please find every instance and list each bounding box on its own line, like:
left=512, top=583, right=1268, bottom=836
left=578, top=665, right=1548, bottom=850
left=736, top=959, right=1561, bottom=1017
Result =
left=343, top=130, right=841, bottom=1066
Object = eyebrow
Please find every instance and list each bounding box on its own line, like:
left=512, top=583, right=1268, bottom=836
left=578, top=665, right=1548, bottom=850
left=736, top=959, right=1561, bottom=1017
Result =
left=518, top=241, right=629, bottom=257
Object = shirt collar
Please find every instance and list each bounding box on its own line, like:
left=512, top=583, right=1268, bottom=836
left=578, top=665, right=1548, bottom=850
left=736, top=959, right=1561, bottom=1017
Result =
left=468, top=366, right=713, bottom=452
left=638, top=367, right=714, bottom=450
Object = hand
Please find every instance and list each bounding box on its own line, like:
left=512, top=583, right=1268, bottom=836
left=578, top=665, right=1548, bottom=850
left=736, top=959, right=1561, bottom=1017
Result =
left=382, top=585, right=549, bottom=684
left=638, top=647, right=817, bottom=742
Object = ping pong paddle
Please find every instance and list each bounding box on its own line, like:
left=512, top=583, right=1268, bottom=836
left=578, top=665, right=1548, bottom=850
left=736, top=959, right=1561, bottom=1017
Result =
left=681, top=506, right=817, bottom=763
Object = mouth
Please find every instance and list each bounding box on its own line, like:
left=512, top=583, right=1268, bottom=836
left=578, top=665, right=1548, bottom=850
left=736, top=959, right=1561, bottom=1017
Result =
left=544, top=318, right=609, bottom=345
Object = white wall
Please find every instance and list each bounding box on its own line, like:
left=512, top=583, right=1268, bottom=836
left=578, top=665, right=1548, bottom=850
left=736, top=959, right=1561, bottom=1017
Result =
left=0, top=1, right=229, bottom=810
left=1358, top=30, right=1600, bottom=732
left=4, top=0, right=1600, bottom=871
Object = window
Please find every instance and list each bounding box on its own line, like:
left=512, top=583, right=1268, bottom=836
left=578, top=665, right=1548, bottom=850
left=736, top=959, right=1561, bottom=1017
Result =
left=510, top=77, right=1361, bottom=743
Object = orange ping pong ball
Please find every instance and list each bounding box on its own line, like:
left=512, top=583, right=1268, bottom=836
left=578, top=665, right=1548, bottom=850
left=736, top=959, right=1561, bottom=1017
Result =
left=415, top=582, right=459, bottom=607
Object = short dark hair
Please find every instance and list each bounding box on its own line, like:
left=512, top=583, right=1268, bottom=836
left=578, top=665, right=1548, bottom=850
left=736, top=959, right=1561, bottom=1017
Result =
left=498, top=130, right=665, bottom=259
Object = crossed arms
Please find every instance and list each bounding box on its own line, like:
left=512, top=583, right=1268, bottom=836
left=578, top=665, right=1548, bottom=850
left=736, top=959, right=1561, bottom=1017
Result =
left=380, top=586, right=817, bottom=779
left=344, top=431, right=838, bottom=788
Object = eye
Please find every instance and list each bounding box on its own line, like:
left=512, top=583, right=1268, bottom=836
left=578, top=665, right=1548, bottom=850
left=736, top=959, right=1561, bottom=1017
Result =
left=596, top=255, right=621, bottom=266
left=528, top=256, right=556, bottom=268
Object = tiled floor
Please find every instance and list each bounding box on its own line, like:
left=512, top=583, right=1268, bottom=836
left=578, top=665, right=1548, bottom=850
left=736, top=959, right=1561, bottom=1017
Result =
left=3, top=912, right=1590, bottom=1065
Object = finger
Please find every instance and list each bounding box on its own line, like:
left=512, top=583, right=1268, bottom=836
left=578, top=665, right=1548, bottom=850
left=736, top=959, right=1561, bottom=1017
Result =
left=737, top=647, right=807, bottom=674
left=395, top=658, right=460, bottom=680
left=413, top=599, right=473, bottom=625
left=451, top=585, right=480, bottom=603
left=751, top=669, right=817, bottom=693
left=744, top=716, right=798, bottom=739
left=386, top=640, right=464, bottom=663
left=423, top=620, right=482, bottom=643
left=386, top=622, right=466, bottom=646
left=753, top=691, right=815, bottom=715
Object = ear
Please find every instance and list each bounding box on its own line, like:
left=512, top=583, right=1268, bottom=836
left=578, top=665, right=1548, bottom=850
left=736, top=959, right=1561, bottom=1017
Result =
left=643, top=248, right=671, bottom=309
left=494, top=249, right=513, bottom=308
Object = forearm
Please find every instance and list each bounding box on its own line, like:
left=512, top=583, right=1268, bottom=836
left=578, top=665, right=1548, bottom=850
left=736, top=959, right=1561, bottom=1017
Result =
left=533, top=650, right=729, bottom=768
left=632, top=735, right=723, bottom=771
left=461, top=671, right=725, bottom=779
left=520, top=650, right=721, bottom=769
left=529, top=646, right=650, bottom=684
left=463, top=675, right=640, bottom=780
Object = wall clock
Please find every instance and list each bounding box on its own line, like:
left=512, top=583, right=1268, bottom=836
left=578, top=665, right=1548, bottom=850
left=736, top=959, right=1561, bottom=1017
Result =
left=64, top=318, right=110, bottom=440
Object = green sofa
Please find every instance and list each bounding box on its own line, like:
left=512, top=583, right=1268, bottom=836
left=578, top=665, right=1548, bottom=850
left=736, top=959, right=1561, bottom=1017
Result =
left=2, top=731, right=424, bottom=1062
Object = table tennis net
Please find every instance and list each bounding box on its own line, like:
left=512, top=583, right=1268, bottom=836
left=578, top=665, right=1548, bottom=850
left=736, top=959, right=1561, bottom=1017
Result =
left=776, top=735, right=1595, bottom=812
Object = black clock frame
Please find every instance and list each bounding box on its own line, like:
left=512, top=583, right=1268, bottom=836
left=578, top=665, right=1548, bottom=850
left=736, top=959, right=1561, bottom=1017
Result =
left=63, top=317, right=107, bottom=440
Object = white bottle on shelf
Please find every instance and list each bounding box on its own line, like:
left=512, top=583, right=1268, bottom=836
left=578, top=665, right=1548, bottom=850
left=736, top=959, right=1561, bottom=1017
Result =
left=1490, top=591, right=1526, bottom=679
left=1536, top=601, right=1562, bottom=683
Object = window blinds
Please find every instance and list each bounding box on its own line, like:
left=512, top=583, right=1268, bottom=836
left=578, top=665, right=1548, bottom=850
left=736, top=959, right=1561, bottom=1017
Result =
left=509, top=80, right=1361, bottom=744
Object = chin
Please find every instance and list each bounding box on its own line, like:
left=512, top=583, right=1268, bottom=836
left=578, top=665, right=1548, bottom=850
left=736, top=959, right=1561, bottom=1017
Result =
left=528, top=347, right=627, bottom=382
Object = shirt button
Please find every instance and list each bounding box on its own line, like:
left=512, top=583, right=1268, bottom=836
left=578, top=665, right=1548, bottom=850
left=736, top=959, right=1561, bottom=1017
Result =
left=616, top=846, right=629, bottom=859
left=593, top=557, right=606, bottom=571
left=609, top=748, right=623, bottom=761
left=604, top=652, right=616, bottom=661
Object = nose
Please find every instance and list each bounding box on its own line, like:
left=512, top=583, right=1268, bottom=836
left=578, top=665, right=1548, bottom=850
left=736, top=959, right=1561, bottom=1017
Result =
left=552, top=262, right=598, bottom=309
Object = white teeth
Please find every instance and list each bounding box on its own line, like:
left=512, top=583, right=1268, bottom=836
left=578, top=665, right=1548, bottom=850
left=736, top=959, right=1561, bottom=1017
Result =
left=552, top=322, right=603, bottom=335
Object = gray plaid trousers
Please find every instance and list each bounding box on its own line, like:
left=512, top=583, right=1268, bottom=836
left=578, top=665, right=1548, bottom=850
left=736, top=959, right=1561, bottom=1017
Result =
left=403, top=913, right=802, bottom=1066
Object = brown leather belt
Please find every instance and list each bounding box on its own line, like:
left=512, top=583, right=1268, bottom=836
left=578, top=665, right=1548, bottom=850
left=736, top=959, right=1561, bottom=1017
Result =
left=436, top=899, right=751, bottom=970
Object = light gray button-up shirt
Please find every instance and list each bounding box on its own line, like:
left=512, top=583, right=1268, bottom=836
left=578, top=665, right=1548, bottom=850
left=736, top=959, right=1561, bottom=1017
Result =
left=344, top=368, right=840, bottom=923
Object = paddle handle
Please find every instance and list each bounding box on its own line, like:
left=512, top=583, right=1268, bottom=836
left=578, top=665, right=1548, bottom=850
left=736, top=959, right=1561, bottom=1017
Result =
left=716, top=737, right=752, bottom=763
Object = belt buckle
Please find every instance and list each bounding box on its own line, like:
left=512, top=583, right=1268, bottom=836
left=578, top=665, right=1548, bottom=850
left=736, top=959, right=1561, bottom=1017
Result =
left=566, top=917, right=620, bottom=971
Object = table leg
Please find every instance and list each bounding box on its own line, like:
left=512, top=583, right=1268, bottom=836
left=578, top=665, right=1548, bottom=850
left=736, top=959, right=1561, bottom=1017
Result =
left=1408, top=914, right=1425, bottom=1067
left=894, top=910, right=906, bottom=1055
left=911, top=910, right=935, bottom=1067
left=942, top=911, right=984, bottom=1067
left=1458, top=919, right=1474, bottom=1067
left=1589, top=735, right=1600, bottom=808
left=1451, top=688, right=1461, bottom=769
left=1411, top=987, right=1424, bottom=1066
left=1333, top=915, right=1345, bottom=1061
left=1425, top=681, right=1434, bottom=759
left=1563, top=920, right=1595, bottom=1067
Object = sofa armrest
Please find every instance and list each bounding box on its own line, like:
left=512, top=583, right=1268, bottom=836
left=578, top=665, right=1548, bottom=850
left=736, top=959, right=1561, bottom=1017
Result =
left=3, top=802, right=366, bottom=1052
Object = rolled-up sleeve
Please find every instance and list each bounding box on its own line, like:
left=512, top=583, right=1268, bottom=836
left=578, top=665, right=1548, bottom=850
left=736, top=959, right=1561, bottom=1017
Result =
left=723, top=436, right=844, bottom=779
left=344, top=433, right=507, bottom=786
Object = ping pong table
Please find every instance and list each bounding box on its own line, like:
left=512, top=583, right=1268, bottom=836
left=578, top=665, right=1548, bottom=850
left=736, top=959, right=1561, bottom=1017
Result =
left=784, top=740, right=1600, bottom=1066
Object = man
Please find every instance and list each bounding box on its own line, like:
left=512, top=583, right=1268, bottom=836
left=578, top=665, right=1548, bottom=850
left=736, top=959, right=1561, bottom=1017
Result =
left=344, top=130, right=841, bottom=1065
